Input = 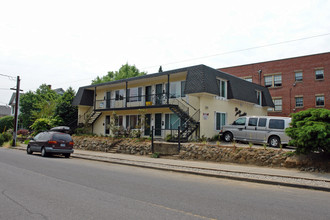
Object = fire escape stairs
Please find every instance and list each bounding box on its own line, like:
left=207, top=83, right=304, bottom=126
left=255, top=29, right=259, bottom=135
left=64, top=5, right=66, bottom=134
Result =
left=169, top=104, right=200, bottom=142
left=87, top=111, right=102, bottom=125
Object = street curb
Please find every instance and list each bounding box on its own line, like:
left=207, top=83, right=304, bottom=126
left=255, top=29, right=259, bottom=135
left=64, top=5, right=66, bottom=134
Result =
left=12, top=147, right=330, bottom=192
left=71, top=154, right=330, bottom=193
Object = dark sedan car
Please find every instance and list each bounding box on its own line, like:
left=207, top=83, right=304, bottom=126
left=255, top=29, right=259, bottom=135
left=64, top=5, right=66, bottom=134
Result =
left=27, top=131, right=74, bottom=158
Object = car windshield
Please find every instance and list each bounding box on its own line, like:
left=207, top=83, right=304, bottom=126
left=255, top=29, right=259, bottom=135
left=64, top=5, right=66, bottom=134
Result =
left=52, top=133, right=72, bottom=142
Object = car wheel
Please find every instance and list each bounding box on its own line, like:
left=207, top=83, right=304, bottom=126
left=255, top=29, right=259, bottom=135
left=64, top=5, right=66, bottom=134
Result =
left=27, top=145, right=33, bottom=154
left=41, top=147, right=48, bottom=157
left=64, top=153, right=70, bottom=158
left=269, top=136, right=280, bottom=148
left=224, top=132, right=233, bottom=142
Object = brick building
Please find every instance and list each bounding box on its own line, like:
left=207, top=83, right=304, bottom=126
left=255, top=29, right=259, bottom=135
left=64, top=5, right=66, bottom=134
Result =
left=219, top=52, right=330, bottom=117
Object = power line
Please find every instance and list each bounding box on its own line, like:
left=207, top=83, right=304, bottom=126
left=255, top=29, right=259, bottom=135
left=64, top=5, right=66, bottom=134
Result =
left=0, top=73, right=16, bottom=81
left=142, top=32, right=330, bottom=70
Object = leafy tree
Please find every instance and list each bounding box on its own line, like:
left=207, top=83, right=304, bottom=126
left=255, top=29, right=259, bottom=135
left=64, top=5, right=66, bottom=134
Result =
left=285, top=108, right=330, bottom=154
left=19, top=91, right=38, bottom=129
left=19, top=84, right=60, bottom=129
left=54, top=87, right=78, bottom=128
left=30, top=117, right=62, bottom=135
left=92, top=63, right=147, bottom=84
left=0, top=116, right=14, bottom=132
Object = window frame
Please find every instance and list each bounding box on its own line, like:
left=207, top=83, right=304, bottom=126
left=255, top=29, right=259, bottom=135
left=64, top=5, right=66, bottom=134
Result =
left=215, top=112, right=227, bottom=131
left=295, top=96, right=304, bottom=108
left=273, top=98, right=282, bottom=112
left=264, top=74, right=282, bottom=88
left=294, top=71, right=303, bottom=82
left=217, top=78, right=227, bottom=99
left=315, top=95, right=325, bottom=107
left=315, top=69, right=324, bottom=80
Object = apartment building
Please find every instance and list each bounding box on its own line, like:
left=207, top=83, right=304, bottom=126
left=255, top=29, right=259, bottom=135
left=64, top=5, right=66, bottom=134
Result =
left=219, top=52, right=330, bottom=117
left=73, top=65, right=274, bottom=140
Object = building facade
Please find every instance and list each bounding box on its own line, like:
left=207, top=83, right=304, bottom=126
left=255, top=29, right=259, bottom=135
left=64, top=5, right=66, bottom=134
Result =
left=219, top=52, right=330, bottom=117
left=73, top=65, right=274, bottom=140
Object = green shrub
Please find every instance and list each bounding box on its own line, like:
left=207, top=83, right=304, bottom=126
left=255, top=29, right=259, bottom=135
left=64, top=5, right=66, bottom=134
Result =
left=285, top=108, right=330, bottom=154
left=0, top=134, right=4, bottom=147
left=151, top=152, right=160, bottom=158
left=2, top=132, right=12, bottom=142
left=24, top=139, right=30, bottom=144
left=30, top=117, right=60, bottom=135
left=0, top=116, right=14, bottom=132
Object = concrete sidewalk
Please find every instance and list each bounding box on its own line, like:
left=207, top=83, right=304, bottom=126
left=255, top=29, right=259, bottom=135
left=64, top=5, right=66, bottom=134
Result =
left=13, top=145, right=330, bottom=192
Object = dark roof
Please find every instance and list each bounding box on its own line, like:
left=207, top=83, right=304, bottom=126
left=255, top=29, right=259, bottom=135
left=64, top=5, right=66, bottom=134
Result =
left=73, top=64, right=274, bottom=107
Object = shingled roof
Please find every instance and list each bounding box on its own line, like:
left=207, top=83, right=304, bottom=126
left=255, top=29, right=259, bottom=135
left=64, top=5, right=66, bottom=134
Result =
left=73, top=64, right=274, bottom=108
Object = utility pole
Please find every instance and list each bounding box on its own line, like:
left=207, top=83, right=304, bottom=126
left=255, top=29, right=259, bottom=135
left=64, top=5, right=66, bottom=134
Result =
left=11, top=76, right=20, bottom=146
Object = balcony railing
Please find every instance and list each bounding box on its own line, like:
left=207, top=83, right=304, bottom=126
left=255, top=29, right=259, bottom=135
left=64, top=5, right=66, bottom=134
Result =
left=95, top=93, right=181, bottom=110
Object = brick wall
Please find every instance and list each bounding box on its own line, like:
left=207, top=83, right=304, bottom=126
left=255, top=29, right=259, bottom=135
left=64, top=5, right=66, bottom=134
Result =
left=219, top=52, right=330, bottom=116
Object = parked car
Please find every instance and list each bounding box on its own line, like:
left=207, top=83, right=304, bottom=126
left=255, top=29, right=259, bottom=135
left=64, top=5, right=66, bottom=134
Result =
left=220, top=116, right=291, bottom=148
left=27, top=131, right=74, bottom=157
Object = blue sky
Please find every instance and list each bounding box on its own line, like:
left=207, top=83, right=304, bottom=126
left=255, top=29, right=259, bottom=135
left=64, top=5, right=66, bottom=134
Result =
left=0, top=0, right=330, bottom=105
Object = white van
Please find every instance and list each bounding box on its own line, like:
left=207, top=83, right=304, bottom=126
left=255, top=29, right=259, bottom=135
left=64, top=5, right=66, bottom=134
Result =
left=220, top=116, right=291, bottom=147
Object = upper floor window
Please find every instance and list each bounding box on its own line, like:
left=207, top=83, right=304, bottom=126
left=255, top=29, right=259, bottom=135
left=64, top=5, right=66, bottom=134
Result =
left=243, top=77, right=252, bottom=82
left=217, top=79, right=227, bottom=98
left=127, top=87, right=142, bottom=102
left=165, top=81, right=186, bottom=98
left=295, top=71, right=303, bottom=82
left=295, top=97, right=303, bottom=108
left=315, top=69, right=324, bottom=80
left=273, top=98, right=282, bottom=111
left=264, top=74, right=282, bottom=87
left=115, top=89, right=124, bottom=100
left=315, top=95, right=325, bottom=107
left=256, top=90, right=262, bottom=106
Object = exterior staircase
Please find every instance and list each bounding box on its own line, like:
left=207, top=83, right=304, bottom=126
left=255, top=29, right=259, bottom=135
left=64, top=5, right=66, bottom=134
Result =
left=169, top=100, right=200, bottom=142
left=87, top=111, right=102, bottom=125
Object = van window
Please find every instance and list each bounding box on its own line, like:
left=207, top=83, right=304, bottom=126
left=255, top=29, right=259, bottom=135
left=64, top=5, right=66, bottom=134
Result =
left=269, top=119, right=284, bottom=129
left=248, top=118, right=258, bottom=126
left=233, top=117, right=246, bottom=126
left=258, top=118, right=267, bottom=127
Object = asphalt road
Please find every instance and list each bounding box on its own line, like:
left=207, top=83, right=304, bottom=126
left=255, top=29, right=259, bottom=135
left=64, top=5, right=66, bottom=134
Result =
left=0, top=148, right=329, bottom=220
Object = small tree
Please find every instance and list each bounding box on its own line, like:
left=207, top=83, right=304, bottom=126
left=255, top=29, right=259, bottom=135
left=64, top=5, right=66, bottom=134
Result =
left=285, top=108, right=330, bottom=154
left=30, top=117, right=62, bottom=135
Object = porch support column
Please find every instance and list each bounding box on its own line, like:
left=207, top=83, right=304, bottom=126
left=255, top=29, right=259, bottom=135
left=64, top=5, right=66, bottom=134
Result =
left=125, top=81, right=128, bottom=108
left=167, top=74, right=170, bottom=104
left=94, top=87, right=96, bottom=111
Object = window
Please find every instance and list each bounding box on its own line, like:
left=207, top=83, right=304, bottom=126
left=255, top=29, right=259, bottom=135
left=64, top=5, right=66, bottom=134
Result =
left=316, top=95, right=325, bottom=107
left=165, top=81, right=185, bottom=98
left=269, top=119, right=284, bottom=129
left=295, top=71, right=303, bottom=82
left=273, top=98, right=282, bottom=111
left=217, top=79, right=227, bottom=98
left=115, top=115, right=123, bottom=127
left=233, top=117, right=246, bottom=126
left=165, top=114, right=181, bottom=129
left=248, top=118, right=258, bottom=126
left=215, top=112, right=226, bottom=130
left=315, top=69, right=324, bottom=80
left=126, top=115, right=140, bottom=129
left=115, top=89, right=124, bottom=100
left=181, top=81, right=186, bottom=97
left=105, top=116, right=110, bottom=135
left=264, top=76, right=273, bottom=87
left=243, top=77, right=252, bottom=82
left=256, top=90, right=262, bottom=105
left=295, top=97, right=303, bottom=107
left=258, top=118, right=267, bottom=127
left=127, top=87, right=142, bottom=102
left=264, top=74, right=282, bottom=87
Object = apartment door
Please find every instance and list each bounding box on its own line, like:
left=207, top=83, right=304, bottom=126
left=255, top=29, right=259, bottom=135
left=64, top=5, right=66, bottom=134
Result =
left=106, top=91, right=111, bottom=108
left=145, top=86, right=152, bottom=102
left=155, top=113, right=162, bottom=136
left=105, top=115, right=110, bottom=135
left=155, top=84, right=163, bottom=105
left=144, top=114, right=151, bottom=136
